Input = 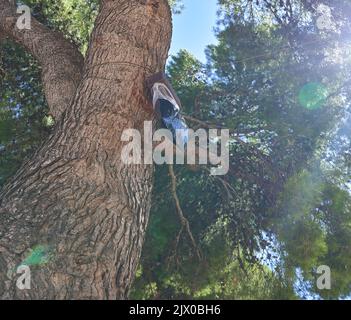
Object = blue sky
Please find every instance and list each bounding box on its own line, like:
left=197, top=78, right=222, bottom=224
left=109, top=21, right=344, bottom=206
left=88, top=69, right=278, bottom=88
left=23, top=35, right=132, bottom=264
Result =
left=169, top=0, right=218, bottom=63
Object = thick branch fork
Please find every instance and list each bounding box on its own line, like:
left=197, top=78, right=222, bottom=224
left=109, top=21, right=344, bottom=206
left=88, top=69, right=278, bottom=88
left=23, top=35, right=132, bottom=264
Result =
left=0, top=0, right=172, bottom=299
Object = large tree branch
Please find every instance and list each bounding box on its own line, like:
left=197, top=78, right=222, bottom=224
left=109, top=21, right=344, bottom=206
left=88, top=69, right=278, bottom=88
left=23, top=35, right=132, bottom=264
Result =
left=0, top=0, right=172, bottom=299
left=0, top=0, right=84, bottom=119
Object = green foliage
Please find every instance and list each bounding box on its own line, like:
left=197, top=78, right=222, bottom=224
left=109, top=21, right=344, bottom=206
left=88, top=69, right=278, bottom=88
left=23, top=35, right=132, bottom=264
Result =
left=133, top=0, right=351, bottom=299
left=20, top=0, right=181, bottom=53
left=274, top=165, right=351, bottom=298
left=166, top=50, right=207, bottom=114
left=22, top=0, right=98, bottom=53
left=131, top=211, right=296, bottom=299
left=0, top=40, right=49, bottom=186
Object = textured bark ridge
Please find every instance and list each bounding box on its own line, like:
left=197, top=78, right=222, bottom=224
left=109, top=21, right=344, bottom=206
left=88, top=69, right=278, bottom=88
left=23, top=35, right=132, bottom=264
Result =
left=0, top=0, right=172, bottom=299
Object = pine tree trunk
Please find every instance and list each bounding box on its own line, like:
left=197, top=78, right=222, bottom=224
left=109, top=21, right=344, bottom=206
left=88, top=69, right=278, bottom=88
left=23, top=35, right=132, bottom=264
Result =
left=0, top=0, right=172, bottom=299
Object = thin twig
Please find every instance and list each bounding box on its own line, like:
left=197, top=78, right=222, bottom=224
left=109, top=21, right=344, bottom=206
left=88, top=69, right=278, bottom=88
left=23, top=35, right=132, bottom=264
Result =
left=167, top=225, right=184, bottom=269
left=168, top=164, right=202, bottom=261
left=184, top=114, right=273, bottom=167
left=204, top=167, right=237, bottom=199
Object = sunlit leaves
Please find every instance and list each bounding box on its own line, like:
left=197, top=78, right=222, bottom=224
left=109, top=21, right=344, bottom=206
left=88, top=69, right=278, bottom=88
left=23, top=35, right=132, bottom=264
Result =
left=0, top=41, right=48, bottom=185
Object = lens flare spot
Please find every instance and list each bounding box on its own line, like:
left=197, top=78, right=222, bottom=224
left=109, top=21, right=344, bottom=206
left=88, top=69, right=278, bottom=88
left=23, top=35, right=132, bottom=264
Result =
left=298, top=82, right=328, bottom=110
left=20, top=245, right=52, bottom=266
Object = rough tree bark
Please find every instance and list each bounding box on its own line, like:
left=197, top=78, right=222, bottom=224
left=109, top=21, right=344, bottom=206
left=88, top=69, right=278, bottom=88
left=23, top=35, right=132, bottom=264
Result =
left=0, top=0, right=172, bottom=299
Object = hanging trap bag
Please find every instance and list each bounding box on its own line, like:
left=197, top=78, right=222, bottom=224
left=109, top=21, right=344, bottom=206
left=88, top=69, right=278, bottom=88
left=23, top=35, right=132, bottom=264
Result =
left=146, top=72, right=189, bottom=146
